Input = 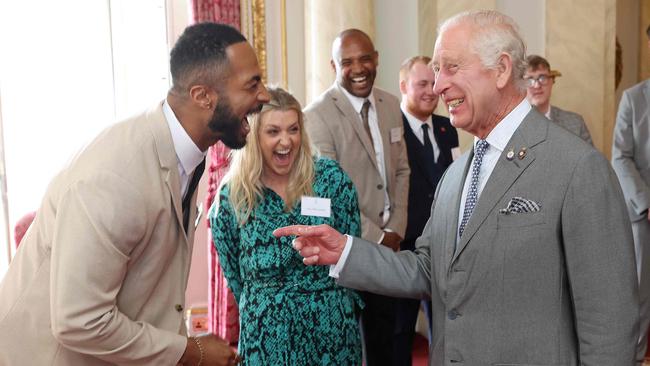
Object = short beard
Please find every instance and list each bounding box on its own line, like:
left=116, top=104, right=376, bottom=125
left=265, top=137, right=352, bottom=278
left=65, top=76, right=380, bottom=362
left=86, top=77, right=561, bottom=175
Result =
left=208, top=96, right=247, bottom=149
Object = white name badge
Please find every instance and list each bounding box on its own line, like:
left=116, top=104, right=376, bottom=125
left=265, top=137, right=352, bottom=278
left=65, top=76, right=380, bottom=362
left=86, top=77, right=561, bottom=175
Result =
left=390, top=127, right=402, bottom=143
left=301, top=196, right=331, bottom=218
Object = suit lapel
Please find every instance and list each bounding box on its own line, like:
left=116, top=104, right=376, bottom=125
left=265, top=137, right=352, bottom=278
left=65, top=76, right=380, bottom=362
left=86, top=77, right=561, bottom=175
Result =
left=330, top=86, right=379, bottom=171
left=402, top=114, right=435, bottom=186
left=452, top=110, right=548, bottom=263
left=432, top=115, right=452, bottom=167
left=375, top=92, right=393, bottom=181
left=444, top=152, right=472, bottom=268
left=147, top=102, right=189, bottom=246
left=549, top=106, right=558, bottom=122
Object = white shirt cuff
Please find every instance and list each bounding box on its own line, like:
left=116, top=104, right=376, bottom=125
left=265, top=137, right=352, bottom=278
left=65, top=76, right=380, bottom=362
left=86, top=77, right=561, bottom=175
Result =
left=328, top=234, right=354, bottom=279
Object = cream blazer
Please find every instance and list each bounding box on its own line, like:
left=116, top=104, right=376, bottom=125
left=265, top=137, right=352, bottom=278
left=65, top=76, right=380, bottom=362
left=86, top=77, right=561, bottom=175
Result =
left=0, top=102, right=200, bottom=365
left=304, top=85, right=410, bottom=242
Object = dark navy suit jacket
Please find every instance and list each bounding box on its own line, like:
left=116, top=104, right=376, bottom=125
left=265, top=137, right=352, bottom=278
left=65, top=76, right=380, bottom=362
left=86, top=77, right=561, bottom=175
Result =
left=402, top=113, right=458, bottom=250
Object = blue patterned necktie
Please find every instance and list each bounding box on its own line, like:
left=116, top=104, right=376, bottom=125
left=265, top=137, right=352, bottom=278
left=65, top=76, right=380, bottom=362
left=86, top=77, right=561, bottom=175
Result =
left=458, top=140, right=489, bottom=238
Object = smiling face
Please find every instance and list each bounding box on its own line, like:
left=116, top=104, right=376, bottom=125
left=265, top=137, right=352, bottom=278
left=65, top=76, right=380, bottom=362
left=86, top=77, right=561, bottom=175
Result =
left=432, top=23, right=503, bottom=138
left=259, top=109, right=301, bottom=182
left=401, top=61, right=438, bottom=120
left=331, top=31, right=378, bottom=98
left=208, top=42, right=270, bottom=149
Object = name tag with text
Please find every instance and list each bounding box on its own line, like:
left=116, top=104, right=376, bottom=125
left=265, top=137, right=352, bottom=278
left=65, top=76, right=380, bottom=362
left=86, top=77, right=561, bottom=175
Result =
left=301, top=196, right=331, bottom=218
left=390, top=127, right=402, bottom=143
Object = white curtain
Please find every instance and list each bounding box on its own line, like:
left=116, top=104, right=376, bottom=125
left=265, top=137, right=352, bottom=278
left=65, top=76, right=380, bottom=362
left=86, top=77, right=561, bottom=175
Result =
left=0, top=94, right=11, bottom=277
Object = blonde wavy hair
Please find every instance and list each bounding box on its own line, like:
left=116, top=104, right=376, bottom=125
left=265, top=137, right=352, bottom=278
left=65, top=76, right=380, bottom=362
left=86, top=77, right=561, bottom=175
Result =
left=223, top=87, right=318, bottom=224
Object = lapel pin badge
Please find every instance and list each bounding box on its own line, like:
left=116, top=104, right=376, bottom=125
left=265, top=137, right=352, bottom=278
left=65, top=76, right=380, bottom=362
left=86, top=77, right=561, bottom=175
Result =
left=517, top=147, right=527, bottom=160
left=506, top=148, right=515, bottom=161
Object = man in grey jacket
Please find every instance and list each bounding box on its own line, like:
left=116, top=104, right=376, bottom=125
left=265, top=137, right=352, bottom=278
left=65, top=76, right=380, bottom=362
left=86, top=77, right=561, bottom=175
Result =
left=277, top=10, right=638, bottom=366
left=524, top=54, right=593, bottom=145
left=611, top=25, right=650, bottom=363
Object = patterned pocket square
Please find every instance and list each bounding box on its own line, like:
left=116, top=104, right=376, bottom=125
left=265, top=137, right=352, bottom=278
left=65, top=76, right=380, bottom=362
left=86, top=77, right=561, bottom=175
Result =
left=499, top=196, right=541, bottom=214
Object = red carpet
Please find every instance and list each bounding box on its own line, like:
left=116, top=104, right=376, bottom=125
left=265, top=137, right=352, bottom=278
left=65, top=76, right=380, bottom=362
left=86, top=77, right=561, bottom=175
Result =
left=412, top=334, right=429, bottom=366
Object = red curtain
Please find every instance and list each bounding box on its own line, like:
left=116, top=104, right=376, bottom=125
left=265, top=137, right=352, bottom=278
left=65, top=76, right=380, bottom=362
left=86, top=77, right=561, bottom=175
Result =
left=191, top=0, right=240, bottom=26
left=204, top=143, right=239, bottom=343
left=189, top=0, right=241, bottom=344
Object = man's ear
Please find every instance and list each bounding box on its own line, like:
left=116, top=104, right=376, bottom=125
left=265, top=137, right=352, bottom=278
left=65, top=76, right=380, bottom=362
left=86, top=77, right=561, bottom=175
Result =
left=495, top=53, right=513, bottom=89
left=399, top=79, right=407, bottom=95
left=330, top=59, right=337, bottom=74
left=189, top=85, right=217, bottom=110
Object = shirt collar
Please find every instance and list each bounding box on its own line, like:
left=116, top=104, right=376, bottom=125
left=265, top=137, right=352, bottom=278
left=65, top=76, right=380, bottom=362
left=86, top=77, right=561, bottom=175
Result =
left=339, top=84, right=376, bottom=114
left=400, top=103, right=433, bottom=131
left=475, top=98, right=531, bottom=152
left=162, top=99, right=206, bottom=175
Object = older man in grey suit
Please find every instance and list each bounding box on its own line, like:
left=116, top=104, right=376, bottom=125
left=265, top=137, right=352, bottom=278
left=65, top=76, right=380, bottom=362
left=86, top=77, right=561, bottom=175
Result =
left=524, top=55, right=593, bottom=145
left=612, top=65, right=650, bottom=362
left=303, top=29, right=410, bottom=365
left=277, top=10, right=638, bottom=365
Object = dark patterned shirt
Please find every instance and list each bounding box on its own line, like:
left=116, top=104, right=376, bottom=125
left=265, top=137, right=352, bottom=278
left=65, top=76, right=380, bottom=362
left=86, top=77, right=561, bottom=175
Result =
left=209, top=157, right=363, bottom=365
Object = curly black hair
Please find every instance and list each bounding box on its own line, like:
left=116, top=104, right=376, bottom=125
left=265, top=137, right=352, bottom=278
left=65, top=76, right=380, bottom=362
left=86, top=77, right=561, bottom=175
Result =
left=169, top=22, right=246, bottom=93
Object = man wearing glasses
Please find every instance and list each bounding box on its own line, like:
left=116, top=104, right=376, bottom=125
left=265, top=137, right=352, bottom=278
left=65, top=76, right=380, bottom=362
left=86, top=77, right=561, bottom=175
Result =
left=524, top=55, right=593, bottom=145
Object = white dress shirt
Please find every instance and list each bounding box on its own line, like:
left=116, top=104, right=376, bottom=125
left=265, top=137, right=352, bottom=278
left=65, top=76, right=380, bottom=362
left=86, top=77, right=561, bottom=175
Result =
left=331, top=98, right=532, bottom=278
left=162, top=99, right=207, bottom=198
left=340, top=87, right=391, bottom=227
left=401, top=104, right=440, bottom=163
left=456, top=99, right=531, bottom=243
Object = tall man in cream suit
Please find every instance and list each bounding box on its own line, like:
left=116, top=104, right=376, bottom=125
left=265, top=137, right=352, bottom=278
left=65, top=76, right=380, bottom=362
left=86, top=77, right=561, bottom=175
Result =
left=304, top=29, right=410, bottom=365
left=612, top=25, right=650, bottom=363
left=0, top=23, right=269, bottom=366
left=279, top=10, right=639, bottom=365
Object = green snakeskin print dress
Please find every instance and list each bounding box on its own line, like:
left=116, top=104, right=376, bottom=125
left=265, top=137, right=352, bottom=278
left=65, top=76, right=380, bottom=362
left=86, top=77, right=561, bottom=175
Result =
left=209, top=157, right=363, bottom=365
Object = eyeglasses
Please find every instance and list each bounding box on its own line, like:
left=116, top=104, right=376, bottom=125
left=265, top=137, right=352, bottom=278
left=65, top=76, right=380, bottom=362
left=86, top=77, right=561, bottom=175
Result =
left=524, top=74, right=554, bottom=87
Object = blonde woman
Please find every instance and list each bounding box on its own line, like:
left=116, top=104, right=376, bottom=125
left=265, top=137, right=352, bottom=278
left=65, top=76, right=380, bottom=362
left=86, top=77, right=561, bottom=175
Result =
left=209, top=87, right=362, bottom=365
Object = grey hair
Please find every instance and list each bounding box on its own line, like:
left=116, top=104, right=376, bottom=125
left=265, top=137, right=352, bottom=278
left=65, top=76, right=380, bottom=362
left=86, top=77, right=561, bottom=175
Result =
left=438, top=10, right=527, bottom=91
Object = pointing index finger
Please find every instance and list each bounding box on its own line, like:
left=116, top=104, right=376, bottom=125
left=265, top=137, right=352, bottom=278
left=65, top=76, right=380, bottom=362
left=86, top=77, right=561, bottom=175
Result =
left=273, top=225, right=310, bottom=238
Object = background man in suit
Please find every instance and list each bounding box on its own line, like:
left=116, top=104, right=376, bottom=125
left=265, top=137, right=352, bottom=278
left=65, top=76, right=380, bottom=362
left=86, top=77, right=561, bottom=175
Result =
left=524, top=55, right=593, bottom=144
left=393, top=55, right=458, bottom=365
left=303, top=28, right=410, bottom=365
left=611, top=24, right=650, bottom=364
left=0, top=23, right=269, bottom=366
left=278, top=10, right=638, bottom=365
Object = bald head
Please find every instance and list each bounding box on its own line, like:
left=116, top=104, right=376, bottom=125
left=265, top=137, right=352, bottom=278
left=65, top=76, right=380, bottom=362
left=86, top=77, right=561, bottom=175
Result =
left=331, top=29, right=374, bottom=60
left=330, top=29, right=378, bottom=98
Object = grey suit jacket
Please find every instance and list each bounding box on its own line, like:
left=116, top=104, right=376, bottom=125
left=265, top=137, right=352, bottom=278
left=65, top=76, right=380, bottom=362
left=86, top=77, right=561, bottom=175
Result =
left=549, top=105, right=593, bottom=145
left=304, top=84, right=410, bottom=242
left=612, top=79, right=650, bottom=222
left=0, top=102, right=197, bottom=365
left=338, top=109, right=638, bottom=365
